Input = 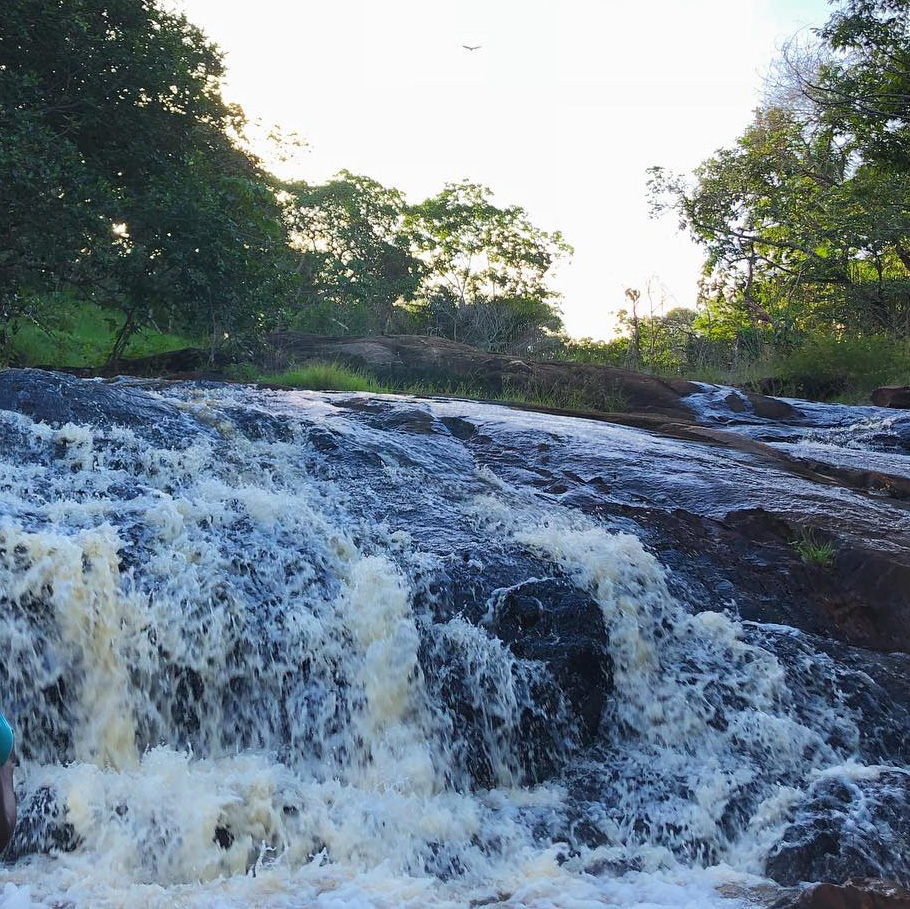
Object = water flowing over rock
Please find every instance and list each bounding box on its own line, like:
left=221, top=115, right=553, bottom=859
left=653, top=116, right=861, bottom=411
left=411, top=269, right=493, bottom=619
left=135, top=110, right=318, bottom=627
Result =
left=0, top=368, right=908, bottom=907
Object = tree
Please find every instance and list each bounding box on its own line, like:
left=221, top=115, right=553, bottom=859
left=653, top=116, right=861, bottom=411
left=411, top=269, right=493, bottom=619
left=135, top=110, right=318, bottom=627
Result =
left=407, top=181, right=571, bottom=351
left=0, top=0, right=292, bottom=362
left=649, top=100, right=910, bottom=346
left=809, top=0, right=910, bottom=168
left=623, top=288, right=642, bottom=367
left=284, top=172, right=422, bottom=334
left=646, top=0, right=910, bottom=365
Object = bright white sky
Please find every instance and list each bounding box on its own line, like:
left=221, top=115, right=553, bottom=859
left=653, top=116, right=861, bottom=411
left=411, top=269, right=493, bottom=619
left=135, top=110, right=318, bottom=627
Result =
left=178, top=0, right=831, bottom=340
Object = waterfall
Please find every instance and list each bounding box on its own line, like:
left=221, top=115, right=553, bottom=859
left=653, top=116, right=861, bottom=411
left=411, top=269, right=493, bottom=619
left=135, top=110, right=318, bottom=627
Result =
left=0, top=372, right=907, bottom=907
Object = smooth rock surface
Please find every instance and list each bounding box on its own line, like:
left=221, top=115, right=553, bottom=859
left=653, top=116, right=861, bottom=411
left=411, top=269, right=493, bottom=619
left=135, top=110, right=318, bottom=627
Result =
left=872, top=386, right=910, bottom=409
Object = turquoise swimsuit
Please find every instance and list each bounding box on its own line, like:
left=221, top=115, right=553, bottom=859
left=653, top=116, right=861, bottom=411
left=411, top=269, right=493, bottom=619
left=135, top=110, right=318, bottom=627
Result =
left=0, top=712, right=13, bottom=766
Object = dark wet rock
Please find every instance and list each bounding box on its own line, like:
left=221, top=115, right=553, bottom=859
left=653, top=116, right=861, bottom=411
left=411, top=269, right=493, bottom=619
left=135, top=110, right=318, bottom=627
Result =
left=3, top=372, right=910, bottom=888
left=454, top=413, right=910, bottom=653
left=489, top=579, right=612, bottom=742
left=213, top=825, right=234, bottom=849
left=214, top=406, right=297, bottom=443
left=440, top=416, right=478, bottom=441
left=719, top=510, right=910, bottom=654
left=745, top=392, right=798, bottom=420
left=766, top=771, right=910, bottom=888
left=6, top=785, right=79, bottom=860
left=532, top=483, right=910, bottom=656
left=785, top=459, right=910, bottom=501
left=746, top=627, right=910, bottom=766
left=829, top=546, right=910, bottom=651
left=772, top=879, right=910, bottom=909
left=871, top=387, right=910, bottom=409
left=695, top=387, right=796, bottom=420
left=416, top=557, right=609, bottom=787
left=333, top=398, right=441, bottom=435
left=266, top=332, right=699, bottom=419
left=447, top=407, right=910, bottom=655
left=420, top=627, right=575, bottom=788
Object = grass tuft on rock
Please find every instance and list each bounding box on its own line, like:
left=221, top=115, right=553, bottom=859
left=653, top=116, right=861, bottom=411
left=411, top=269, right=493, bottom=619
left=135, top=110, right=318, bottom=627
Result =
left=790, top=529, right=837, bottom=568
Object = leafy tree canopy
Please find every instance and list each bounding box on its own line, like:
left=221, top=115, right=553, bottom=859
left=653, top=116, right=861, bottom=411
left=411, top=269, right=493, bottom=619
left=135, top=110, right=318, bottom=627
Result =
left=650, top=0, right=910, bottom=347
left=0, top=1, right=571, bottom=361
left=407, top=180, right=571, bottom=310
left=0, top=0, right=291, bottom=359
left=285, top=171, right=422, bottom=332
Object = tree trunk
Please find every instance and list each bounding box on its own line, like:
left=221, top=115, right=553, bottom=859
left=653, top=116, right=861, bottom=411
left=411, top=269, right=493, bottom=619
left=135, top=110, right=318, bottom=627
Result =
left=894, top=241, right=910, bottom=274
left=107, top=301, right=140, bottom=368
left=209, top=292, right=218, bottom=367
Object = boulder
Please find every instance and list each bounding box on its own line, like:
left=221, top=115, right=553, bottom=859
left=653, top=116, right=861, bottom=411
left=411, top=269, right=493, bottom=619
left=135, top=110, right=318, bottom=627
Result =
left=265, top=332, right=700, bottom=420
left=766, top=771, right=910, bottom=888
left=871, top=386, right=910, bottom=409
left=745, top=392, right=798, bottom=420
left=417, top=562, right=613, bottom=788
left=490, top=578, right=612, bottom=742
left=0, top=368, right=211, bottom=443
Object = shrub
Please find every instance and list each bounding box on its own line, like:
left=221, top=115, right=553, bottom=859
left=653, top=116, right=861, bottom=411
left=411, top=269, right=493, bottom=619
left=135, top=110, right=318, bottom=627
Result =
left=770, top=335, right=909, bottom=400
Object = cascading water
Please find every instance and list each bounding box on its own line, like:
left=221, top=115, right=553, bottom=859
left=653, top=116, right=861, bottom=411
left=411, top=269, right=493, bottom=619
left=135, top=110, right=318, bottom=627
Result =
left=0, top=371, right=907, bottom=907
left=683, top=382, right=910, bottom=477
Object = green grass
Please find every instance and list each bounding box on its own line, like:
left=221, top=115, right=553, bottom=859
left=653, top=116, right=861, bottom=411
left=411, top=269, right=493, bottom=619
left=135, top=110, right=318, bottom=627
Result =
left=254, top=361, right=630, bottom=413
left=9, top=299, right=197, bottom=367
left=257, top=362, right=489, bottom=397
left=259, top=362, right=394, bottom=393
left=789, top=529, right=837, bottom=568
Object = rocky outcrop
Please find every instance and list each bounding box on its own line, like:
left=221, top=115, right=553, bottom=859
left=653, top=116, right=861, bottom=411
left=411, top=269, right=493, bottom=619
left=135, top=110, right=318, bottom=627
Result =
left=265, top=332, right=700, bottom=419
left=2, top=368, right=908, bottom=895
left=871, top=386, right=910, bottom=409
left=773, top=880, right=910, bottom=909
left=0, top=368, right=212, bottom=443
left=490, top=578, right=612, bottom=742
left=417, top=557, right=613, bottom=788
left=745, top=391, right=799, bottom=419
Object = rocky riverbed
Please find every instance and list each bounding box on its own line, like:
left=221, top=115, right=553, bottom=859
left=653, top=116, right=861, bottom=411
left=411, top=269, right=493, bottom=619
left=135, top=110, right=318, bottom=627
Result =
left=0, top=367, right=907, bottom=907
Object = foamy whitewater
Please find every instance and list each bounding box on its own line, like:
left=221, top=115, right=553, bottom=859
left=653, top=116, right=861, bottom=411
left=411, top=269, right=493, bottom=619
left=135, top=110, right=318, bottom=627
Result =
left=0, top=375, right=907, bottom=907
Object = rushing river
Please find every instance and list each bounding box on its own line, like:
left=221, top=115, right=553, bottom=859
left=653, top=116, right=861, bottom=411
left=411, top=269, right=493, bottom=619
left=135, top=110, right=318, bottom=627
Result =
left=0, top=371, right=908, bottom=907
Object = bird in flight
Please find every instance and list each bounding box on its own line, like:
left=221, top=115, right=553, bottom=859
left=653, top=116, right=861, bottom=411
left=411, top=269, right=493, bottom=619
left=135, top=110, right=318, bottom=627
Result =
left=462, top=44, right=482, bottom=51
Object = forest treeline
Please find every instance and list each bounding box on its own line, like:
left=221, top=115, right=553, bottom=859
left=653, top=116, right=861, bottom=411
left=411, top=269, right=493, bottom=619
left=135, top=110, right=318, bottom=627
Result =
left=0, top=0, right=570, bottom=364
left=2, top=0, right=909, bottom=398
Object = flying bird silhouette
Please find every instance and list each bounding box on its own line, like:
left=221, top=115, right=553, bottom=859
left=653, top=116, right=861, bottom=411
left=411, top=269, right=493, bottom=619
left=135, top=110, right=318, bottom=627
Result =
left=462, top=44, right=482, bottom=51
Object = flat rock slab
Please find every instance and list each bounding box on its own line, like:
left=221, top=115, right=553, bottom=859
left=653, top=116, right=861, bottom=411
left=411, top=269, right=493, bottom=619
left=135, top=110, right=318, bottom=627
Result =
left=266, top=332, right=700, bottom=420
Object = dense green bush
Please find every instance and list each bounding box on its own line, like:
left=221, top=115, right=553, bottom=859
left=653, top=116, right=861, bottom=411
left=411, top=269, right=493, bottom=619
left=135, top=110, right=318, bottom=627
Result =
left=767, top=335, right=910, bottom=399
left=7, top=294, right=196, bottom=367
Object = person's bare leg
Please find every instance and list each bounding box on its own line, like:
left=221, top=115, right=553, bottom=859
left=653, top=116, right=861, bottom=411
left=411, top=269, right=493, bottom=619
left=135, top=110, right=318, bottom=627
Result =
left=0, top=754, right=16, bottom=853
